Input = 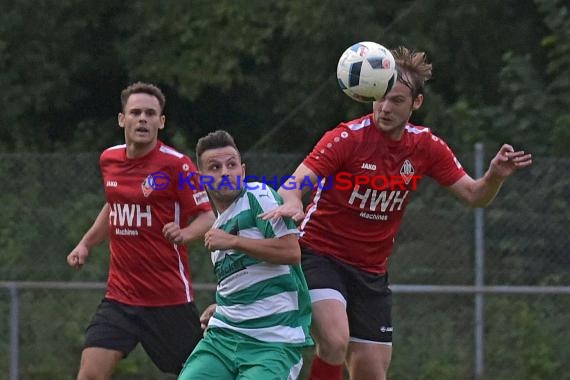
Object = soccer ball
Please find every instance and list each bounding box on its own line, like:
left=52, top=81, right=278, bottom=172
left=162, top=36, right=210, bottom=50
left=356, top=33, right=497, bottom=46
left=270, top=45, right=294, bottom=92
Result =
left=336, top=41, right=397, bottom=102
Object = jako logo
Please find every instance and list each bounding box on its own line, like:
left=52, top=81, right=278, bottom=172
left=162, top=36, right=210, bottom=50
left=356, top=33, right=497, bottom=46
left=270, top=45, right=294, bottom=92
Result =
left=361, top=162, right=377, bottom=170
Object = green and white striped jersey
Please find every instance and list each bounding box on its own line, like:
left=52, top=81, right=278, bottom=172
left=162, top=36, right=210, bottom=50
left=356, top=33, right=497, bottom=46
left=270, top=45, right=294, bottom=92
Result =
left=207, top=183, right=313, bottom=347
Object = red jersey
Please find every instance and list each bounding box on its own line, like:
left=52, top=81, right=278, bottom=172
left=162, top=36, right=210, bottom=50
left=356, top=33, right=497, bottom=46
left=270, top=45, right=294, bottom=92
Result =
left=300, top=114, right=466, bottom=274
left=100, top=141, right=211, bottom=306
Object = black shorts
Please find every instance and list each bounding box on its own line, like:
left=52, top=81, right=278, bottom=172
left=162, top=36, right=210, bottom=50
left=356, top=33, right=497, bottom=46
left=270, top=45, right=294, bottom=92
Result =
left=301, top=247, right=393, bottom=343
left=84, top=298, right=202, bottom=374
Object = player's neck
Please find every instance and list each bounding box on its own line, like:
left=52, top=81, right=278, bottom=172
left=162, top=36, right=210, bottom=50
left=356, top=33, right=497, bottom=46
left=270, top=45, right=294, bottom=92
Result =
left=126, top=140, right=158, bottom=159
left=213, top=200, right=231, bottom=213
left=212, top=193, right=241, bottom=214
left=373, top=117, right=406, bottom=141
left=379, top=126, right=404, bottom=141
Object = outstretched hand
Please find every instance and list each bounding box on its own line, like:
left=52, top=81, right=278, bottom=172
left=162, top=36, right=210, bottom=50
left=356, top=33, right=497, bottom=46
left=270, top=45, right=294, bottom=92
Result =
left=259, top=203, right=305, bottom=224
left=488, top=144, right=532, bottom=179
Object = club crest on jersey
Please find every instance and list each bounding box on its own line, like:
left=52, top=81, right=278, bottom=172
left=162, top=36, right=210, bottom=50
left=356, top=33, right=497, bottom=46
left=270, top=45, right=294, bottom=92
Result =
left=400, top=160, right=415, bottom=184
left=141, top=175, right=154, bottom=197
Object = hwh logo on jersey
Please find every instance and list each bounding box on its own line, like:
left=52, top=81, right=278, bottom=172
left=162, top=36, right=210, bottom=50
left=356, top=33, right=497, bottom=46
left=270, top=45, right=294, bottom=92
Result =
left=348, top=185, right=409, bottom=212
left=109, top=203, right=152, bottom=227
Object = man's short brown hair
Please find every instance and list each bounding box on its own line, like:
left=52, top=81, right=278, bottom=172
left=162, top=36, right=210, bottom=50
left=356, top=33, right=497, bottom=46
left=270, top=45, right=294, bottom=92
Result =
left=120, top=82, right=166, bottom=113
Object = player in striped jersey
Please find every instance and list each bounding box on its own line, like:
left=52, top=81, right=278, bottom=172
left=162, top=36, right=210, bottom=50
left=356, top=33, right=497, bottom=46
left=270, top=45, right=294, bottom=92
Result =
left=262, top=46, right=532, bottom=380
left=176, top=130, right=313, bottom=380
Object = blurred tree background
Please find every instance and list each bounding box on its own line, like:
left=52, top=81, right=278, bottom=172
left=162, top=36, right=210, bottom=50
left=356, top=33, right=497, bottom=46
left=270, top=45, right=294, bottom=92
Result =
left=0, top=0, right=568, bottom=155
left=1, top=0, right=569, bottom=379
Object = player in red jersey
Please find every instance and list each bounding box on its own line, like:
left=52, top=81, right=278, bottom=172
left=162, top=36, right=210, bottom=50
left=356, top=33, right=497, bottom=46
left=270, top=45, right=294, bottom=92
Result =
left=262, top=47, right=532, bottom=380
left=66, top=82, right=215, bottom=379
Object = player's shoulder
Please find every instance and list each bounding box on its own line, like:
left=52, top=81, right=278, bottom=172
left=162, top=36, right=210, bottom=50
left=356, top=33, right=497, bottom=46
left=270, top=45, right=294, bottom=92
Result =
left=322, top=113, right=374, bottom=144
left=245, top=184, right=281, bottom=206
left=100, top=144, right=126, bottom=161
left=340, top=113, right=375, bottom=135
left=157, top=142, right=197, bottom=166
left=245, top=183, right=277, bottom=199
left=404, top=123, right=441, bottom=145
left=405, top=123, right=456, bottom=159
left=404, top=123, right=432, bottom=136
left=157, top=142, right=187, bottom=160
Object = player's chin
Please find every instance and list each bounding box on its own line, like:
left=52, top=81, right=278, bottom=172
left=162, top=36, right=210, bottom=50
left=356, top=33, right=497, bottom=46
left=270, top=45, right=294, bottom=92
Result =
left=130, top=134, right=154, bottom=144
left=377, top=120, right=396, bottom=131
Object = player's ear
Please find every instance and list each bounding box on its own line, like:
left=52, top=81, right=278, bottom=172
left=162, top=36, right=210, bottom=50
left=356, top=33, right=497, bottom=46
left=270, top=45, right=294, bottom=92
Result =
left=158, top=115, right=166, bottom=130
left=412, top=94, right=424, bottom=111
left=118, top=113, right=125, bottom=128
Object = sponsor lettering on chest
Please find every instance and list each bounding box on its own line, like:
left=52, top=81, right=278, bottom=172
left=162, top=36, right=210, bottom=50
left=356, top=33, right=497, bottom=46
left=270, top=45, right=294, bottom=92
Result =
left=348, top=187, right=409, bottom=212
left=109, top=203, right=152, bottom=227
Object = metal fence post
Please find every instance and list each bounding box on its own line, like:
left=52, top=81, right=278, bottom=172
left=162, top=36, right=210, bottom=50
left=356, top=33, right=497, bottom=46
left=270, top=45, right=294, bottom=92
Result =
left=474, top=143, right=485, bottom=379
left=9, top=283, right=19, bottom=380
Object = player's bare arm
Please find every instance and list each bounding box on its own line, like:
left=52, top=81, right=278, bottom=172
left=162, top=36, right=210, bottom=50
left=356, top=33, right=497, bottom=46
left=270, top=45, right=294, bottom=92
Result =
left=163, top=210, right=215, bottom=245
left=204, top=228, right=301, bottom=265
left=199, top=303, right=217, bottom=330
left=67, top=203, right=110, bottom=269
left=260, top=163, right=318, bottom=222
left=448, top=144, right=532, bottom=207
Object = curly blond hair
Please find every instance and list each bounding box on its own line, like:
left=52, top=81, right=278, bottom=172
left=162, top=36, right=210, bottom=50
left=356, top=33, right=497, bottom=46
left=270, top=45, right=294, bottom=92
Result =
left=391, top=46, right=432, bottom=99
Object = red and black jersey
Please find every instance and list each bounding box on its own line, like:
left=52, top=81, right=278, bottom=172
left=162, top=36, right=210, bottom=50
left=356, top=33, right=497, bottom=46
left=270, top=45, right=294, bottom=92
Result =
left=100, top=141, right=211, bottom=306
left=300, top=114, right=466, bottom=274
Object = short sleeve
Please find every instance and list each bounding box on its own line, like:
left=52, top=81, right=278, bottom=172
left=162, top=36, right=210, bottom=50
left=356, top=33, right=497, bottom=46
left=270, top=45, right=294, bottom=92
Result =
left=425, top=134, right=466, bottom=187
left=248, top=188, right=299, bottom=239
left=173, top=156, right=212, bottom=217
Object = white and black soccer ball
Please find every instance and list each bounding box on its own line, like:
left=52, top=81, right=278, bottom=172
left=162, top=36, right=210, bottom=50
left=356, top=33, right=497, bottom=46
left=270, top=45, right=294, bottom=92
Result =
left=336, top=41, right=397, bottom=103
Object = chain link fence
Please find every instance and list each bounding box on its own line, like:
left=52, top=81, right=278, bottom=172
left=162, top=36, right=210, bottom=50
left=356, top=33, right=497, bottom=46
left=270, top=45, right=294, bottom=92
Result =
left=1, top=148, right=569, bottom=379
